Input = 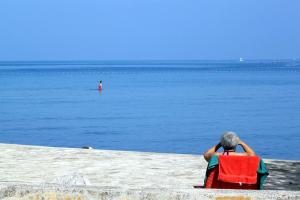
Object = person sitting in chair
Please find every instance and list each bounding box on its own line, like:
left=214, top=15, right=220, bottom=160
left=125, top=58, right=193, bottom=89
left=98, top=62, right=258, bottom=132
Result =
left=202, top=131, right=268, bottom=190
left=204, top=131, right=255, bottom=162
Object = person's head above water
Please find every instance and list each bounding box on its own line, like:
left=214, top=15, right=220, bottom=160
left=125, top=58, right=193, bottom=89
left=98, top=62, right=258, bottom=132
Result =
left=99, top=80, right=102, bottom=83
left=220, top=131, right=240, bottom=150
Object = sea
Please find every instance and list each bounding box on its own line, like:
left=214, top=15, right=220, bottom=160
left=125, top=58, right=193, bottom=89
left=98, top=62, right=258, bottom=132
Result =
left=0, top=60, right=299, bottom=160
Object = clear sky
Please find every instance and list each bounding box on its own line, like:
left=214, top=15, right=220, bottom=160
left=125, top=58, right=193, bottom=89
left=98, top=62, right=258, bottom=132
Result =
left=0, top=0, right=299, bottom=61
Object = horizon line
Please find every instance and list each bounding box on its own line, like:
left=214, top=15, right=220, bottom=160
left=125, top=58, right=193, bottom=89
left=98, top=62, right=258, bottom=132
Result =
left=0, top=59, right=298, bottom=67
left=0, top=58, right=298, bottom=63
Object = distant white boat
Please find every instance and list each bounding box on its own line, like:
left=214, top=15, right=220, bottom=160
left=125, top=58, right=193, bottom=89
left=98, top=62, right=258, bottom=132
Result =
left=239, top=58, right=244, bottom=62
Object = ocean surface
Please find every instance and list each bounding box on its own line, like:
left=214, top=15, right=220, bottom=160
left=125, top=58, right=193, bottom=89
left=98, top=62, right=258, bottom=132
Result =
left=0, top=60, right=299, bottom=160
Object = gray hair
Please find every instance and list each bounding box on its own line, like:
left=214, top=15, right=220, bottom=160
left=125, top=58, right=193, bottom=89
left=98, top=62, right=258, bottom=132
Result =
left=220, top=131, right=240, bottom=150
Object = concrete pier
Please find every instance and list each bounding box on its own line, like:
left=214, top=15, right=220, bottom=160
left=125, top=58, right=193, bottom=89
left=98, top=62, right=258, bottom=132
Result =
left=0, top=143, right=299, bottom=199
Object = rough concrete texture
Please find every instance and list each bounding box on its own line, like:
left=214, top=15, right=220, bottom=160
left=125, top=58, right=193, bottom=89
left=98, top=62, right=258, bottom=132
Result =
left=0, top=143, right=299, bottom=200
left=264, top=160, right=300, bottom=190
left=1, top=184, right=300, bottom=200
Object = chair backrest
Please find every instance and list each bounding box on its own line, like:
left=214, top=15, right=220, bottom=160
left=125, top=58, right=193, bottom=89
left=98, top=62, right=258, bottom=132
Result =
left=205, top=155, right=260, bottom=190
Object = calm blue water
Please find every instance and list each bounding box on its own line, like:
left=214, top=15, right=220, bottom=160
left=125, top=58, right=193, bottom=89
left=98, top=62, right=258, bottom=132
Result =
left=0, top=61, right=300, bottom=160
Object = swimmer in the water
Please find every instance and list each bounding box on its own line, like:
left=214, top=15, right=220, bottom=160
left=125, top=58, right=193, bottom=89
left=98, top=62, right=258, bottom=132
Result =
left=98, top=80, right=103, bottom=90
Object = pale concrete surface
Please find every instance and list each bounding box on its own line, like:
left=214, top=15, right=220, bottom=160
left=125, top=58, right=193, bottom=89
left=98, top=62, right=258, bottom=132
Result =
left=0, top=143, right=205, bottom=189
left=0, top=143, right=299, bottom=200
left=1, top=184, right=300, bottom=200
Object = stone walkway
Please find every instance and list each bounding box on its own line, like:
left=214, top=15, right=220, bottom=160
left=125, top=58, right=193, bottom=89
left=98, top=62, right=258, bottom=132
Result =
left=0, top=143, right=299, bottom=199
left=0, top=143, right=205, bottom=189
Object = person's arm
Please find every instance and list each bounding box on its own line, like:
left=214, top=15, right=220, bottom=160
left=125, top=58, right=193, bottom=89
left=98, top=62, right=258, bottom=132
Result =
left=203, top=143, right=222, bottom=162
left=239, top=140, right=256, bottom=156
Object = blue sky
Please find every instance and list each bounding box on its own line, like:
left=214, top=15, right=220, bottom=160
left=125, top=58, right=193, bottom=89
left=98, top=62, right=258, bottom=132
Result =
left=0, top=0, right=299, bottom=61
